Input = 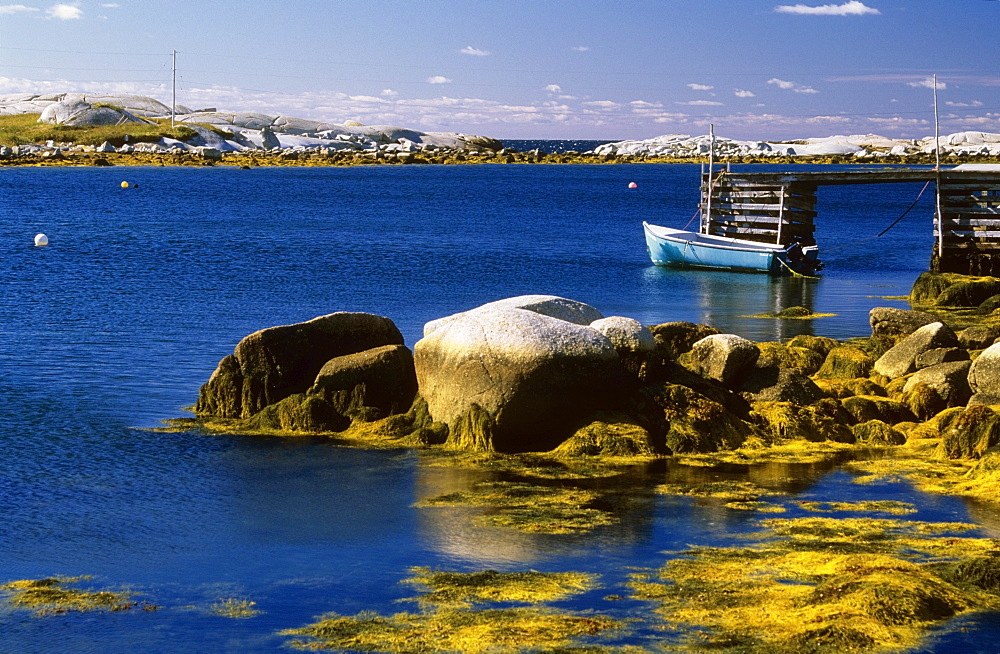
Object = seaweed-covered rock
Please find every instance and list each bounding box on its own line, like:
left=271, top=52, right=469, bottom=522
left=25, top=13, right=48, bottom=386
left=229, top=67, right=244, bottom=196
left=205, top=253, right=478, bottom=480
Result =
left=756, top=342, right=826, bottom=376
left=310, top=344, right=417, bottom=421
left=551, top=420, right=656, bottom=457
left=687, top=334, right=760, bottom=388
left=841, top=395, right=915, bottom=425
left=940, top=404, right=1000, bottom=459
left=648, top=321, right=721, bottom=359
left=196, top=312, right=405, bottom=419
left=934, top=277, right=1000, bottom=308
left=657, top=383, right=756, bottom=453
left=869, top=306, right=938, bottom=337
left=245, top=393, right=348, bottom=432
left=853, top=419, right=907, bottom=446
left=902, top=360, right=972, bottom=408
left=752, top=399, right=855, bottom=443
left=909, top=272, right=953, bottom=306
left=958, top=325, right=1000, bottom=350
left=873, top=322, right=959, bottom=380
left=814, top=347, right=874, bottom=380
left=977, top=294, right=1000, bottom=315
left=968, top=342, right=1000, bottom=396
left=737, top=365, right=824, bottom=404
left=786, top=334, right=839, bottom=359
left=414, top=296, right=624, bottom=452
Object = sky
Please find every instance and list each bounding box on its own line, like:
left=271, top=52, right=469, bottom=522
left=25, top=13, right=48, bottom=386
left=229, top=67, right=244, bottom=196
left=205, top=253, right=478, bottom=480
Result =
left=0, top=0, right=997, bottom=140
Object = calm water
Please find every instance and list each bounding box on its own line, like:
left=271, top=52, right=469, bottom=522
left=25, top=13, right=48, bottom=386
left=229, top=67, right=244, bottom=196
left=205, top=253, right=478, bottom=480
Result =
left=2, top=162, right=997, bottom=652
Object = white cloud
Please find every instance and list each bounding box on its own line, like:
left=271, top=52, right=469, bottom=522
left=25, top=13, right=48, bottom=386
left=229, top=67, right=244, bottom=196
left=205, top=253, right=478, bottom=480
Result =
left=426, top=76, right=452, bottom=85
left=544, top=84, right=562, bottom=93
left=677, top=100, right=724, bottom=106
left=101, top=2, right=119, bottom=6
left=687, top=83, right=714, bottom=91
left=381, top=89, right=398, bottom=97
left=0, top=4, right=39, bottom=14
left=908, top=77, right=946, bottom=90
left=946, top=100, right=984, bottom=108
left=571, top=46, right=590, bottom=52
left=734, top=89, right=756, bottom=98
left=768, top=78, right=818, bottom=93
left=582, top=100, right=620, bottom=109
left=775, top=1, right=880, bottom=16
left=459, top=46, right=490, bottom=56
left=47, top=3, right=82, bottom=19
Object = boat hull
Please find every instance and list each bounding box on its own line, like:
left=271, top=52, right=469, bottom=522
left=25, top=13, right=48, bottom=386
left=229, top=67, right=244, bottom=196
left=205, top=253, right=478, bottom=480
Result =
left=643, top=222, right=816, bottom=275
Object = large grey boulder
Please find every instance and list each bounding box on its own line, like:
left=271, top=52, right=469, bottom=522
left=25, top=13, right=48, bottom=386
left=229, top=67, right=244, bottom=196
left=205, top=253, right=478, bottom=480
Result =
left=969, top=342, right=1000, bottom=397
left=873, top=322, right=959, bottom=380
left=414, top=296, right=625, bottom=452
left=687, top=334, right=760, bottom=388
left=903, top=360, right=973, bottom=406
left=39, top=99, right=148, bottom=127
left=958, top=325, right=1000, bottom=350
left=196, top=312, right=404, bottom=419
left=869, top=307, right=939, bottom=337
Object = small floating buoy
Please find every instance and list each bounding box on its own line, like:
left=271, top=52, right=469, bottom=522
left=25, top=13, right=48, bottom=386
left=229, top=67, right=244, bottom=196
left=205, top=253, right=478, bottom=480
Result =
left=34, top=233, right=48, bottom=247
left=121, top=181, right=129, bottom=188
left=628, top=182, right=638, bottom=189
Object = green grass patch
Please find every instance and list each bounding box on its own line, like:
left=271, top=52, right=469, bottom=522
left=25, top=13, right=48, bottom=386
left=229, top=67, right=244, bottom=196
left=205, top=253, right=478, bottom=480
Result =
left=0, top=113, right=197, bottom=147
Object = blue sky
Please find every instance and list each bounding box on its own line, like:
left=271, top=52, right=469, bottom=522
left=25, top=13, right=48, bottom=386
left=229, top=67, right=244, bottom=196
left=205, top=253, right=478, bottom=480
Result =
left=0, top=0, right=997, bottom=140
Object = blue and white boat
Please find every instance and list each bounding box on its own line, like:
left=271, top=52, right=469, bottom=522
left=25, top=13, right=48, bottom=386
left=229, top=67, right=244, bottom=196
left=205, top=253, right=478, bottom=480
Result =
left=643, top=221, right=820, bottom=275
left=642, top=123, right=821, bottom=276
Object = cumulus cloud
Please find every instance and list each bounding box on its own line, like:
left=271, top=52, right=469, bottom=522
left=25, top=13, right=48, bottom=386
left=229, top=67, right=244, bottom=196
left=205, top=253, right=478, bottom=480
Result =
left=775, top=1, right=879, bottom=16
left=734, top=89, right=756, bottom=98
left=0, top=4, right=39, bottom=14
left=908, top=77, right=946, bottom=90
left=677, top=100, right=724, bottom=106
left=47, top=3, right=82, bottom=19
left=582, top=100, right=620, bottom=110
left=459, top=46, right=490, bottom=56
left=426, top=76, right=452, bottom=85
left=544, top=84, right=562, bottom=93
left=687, top=83, right=714, bottom=91
left=768, top=78, right=818, bottom=93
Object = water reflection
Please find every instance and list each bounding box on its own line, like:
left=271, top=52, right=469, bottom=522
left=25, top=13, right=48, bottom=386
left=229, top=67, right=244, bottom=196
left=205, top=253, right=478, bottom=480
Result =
left=638, top=266, right=819, bottom=342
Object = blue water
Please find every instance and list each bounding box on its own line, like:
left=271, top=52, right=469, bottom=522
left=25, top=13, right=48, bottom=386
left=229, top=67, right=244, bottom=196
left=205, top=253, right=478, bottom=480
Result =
left=1, top=162, right=997, bottom=652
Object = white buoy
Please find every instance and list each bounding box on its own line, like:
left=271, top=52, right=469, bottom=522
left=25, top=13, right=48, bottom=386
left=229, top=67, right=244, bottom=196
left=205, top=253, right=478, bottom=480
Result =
left=628, top=182, right=638, bottom=189
left=34, top=233, right=48, bottom=247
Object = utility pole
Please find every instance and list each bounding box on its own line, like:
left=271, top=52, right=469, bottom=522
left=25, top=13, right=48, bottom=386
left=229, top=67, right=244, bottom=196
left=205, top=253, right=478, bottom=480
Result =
left=171, top=50, right=177, bottom=128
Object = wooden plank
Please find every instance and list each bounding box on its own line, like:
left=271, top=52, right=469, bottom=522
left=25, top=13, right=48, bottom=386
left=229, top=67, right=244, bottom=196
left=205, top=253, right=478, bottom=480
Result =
left=942, top=218, right=1000, bottom=227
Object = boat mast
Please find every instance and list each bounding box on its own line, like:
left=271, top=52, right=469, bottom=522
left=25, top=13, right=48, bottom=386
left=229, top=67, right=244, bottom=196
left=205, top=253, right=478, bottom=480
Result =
left=933, top=74, right=943, bottom=260
left=171, top=50, right=177, bottom=128
left=703, top=124, right=715, bottom=235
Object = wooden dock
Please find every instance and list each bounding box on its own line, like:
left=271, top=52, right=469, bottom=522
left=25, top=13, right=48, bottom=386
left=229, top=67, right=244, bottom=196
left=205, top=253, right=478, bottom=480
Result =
left=700, top=167, right=1000, bottom=275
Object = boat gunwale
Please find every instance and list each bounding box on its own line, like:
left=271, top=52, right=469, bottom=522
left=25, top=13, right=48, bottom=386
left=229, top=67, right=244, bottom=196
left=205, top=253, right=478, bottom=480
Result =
left=642, top=221, right=788, bottom=254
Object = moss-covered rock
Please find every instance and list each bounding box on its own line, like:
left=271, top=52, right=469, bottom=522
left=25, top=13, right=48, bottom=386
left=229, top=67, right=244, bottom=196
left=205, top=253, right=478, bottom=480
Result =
left=902, top=381, right=950, bottom=422
left=814, top=347, right=874, bottom=380
left=940, top=404, right=1000, bottom=459
left=657, top=384, right=756, bottom=453
left=977, top=294, right=1000, bottom=315
left=786, top=334, right=839, bottom=359
left=648, top=321, right=721, bottom=359
left=551, top=420, right=656, bottom=457
left=752, top=400, right=854, bottom=443
left=310, top=344, right=417, bottom=420
left=245, top=393, right=348, bottom=432
left=935, top=277, right=1000, bottom=308
left=841, top=395, right=915, bottom=425
left=909, top=271, right=953, bottom=306
left=757, top=341, right=826, bottom=376
left=853, top=419, right=907, bottom=446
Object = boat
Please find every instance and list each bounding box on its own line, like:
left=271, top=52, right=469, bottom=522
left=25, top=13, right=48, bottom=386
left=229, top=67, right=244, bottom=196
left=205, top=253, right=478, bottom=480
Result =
left=642, top=124, right=821, bottom=276
left=643, top=222, right=821, bottom=275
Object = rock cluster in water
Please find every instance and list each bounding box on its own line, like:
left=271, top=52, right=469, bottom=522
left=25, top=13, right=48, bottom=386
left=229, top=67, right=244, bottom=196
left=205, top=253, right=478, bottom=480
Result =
left=193, top=275, right=1000, bottom=481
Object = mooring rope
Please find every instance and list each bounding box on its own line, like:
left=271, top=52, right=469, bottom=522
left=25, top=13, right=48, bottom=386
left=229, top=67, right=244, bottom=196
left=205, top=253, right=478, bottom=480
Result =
left=822, top=180, right=932, bottom=254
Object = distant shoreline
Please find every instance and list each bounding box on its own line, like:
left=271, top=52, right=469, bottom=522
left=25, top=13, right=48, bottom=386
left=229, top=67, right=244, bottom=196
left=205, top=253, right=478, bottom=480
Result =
left=2, top=149, right=997, bottom=168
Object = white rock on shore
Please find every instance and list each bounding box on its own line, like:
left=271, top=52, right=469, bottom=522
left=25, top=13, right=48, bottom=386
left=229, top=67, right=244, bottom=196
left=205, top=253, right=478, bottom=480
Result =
left=591, top=131, right=1000, bottom=159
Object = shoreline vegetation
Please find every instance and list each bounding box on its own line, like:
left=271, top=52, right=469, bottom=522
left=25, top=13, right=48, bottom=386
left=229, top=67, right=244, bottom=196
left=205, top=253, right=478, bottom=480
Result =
left=1, top=113, right=999, bottom=168
left=156, top=274, right=1000, bottom=652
